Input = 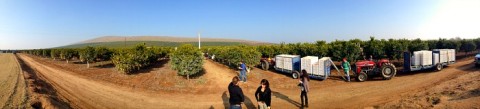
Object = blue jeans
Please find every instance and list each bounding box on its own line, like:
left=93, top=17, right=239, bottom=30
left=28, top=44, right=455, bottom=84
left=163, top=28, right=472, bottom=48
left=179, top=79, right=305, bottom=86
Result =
left=344, top=70, right=350, bottom=81
left=240, top=71, right=247, bottom=82
left=230, top=104, right=241, bottom=109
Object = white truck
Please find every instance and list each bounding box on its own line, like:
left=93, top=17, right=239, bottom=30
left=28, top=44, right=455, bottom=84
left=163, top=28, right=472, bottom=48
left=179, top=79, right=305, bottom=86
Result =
left=403, top=49, right=456, bottom=72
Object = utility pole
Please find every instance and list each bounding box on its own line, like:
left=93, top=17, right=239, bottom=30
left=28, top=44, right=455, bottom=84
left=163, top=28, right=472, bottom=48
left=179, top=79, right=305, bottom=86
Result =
left=124, top=36, right=127, bottom=48
left=198, top=32, right=201, bottom=49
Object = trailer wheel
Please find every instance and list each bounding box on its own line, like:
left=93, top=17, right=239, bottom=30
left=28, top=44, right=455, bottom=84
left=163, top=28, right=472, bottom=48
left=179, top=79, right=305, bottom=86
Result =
left=435, top=64, right=443, bottom=71
left=356, top=72, right=368, bottom=82
left=381, top=63, right=396, bottom=80
left=292, top=72, right=299, bottom=79
left=261, top=60, right=269, bottom=70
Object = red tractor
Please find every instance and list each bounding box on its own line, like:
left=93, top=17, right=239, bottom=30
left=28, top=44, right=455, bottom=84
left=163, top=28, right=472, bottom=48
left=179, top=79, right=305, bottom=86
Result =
left=260, top=57, right=275, bottom=70
left=352, top=59, right=397, bottom=82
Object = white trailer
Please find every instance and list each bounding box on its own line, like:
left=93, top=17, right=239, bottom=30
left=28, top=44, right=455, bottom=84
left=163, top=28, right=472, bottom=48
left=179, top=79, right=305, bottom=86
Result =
left=274, top=54, right=301, bottom=78
left=404, top=49, right=456, bottom=72
left=274, top=55, right=342, bottom=80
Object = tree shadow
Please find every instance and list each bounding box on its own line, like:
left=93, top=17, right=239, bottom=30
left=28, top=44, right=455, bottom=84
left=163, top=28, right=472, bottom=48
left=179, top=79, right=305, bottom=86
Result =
left=129, top=59, right=169, bottom=75
left=72, top=61, right=84, bottom=64
left=272, top=91, right=302, bottom=108
left=456, top=61, right=479, bottom=72
left=15, top=54, right=72, bottom=109
left=94, top=62, right=115, bottom=68
left=244, top=95, right=256, bottom=109
left=221, top=91, right=256, bottom=109
left=188, top=68, right=206, bottom=79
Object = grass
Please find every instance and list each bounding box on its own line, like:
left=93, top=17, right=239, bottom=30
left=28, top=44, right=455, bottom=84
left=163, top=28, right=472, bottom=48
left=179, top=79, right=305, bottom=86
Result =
left=56, top=41, right=249, bottom=48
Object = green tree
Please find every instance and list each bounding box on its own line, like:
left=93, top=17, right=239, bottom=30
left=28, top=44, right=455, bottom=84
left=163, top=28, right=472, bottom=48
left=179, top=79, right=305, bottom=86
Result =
left=408, top=38, right=428, bottom=52
left=460, top=39, right=477, bottom=55
left=170, top=44, right=204, bottom=80
left=95, top=47, right=113, bottom=61
left=328, top=39, right=362, bottom=62
left=63, top=49, right=75, bottom=63
left=314, top=40, right=329, bottom=57
left=41, top=49, right=50, bottom=57
left=51, top=49, right=61, bottom=60
left=111, top=44, right=161, bottom=74
left=364, top=37, right=386, bottom=59
left=80, top=46, right=97, bottom=68
left=385, top=39, right=404, bottom=60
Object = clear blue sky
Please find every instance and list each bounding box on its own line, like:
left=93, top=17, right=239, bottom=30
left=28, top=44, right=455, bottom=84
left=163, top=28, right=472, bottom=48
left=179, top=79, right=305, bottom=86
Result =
left=1, top=0, right=479, bottom=49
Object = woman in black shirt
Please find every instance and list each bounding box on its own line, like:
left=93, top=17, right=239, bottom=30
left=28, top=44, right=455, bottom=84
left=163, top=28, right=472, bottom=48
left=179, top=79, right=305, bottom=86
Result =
left=255, top=79, right=271, bottom=109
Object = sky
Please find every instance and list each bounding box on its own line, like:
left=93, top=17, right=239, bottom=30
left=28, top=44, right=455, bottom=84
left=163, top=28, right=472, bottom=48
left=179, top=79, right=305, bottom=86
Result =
left=1, top=0, right=479, bottom=49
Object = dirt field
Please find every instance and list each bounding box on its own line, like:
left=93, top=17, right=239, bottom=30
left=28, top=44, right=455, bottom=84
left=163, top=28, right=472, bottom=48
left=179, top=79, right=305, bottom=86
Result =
left=0, top=54, right=28, bottom=108
left=16, top=53, right=480, bottom=109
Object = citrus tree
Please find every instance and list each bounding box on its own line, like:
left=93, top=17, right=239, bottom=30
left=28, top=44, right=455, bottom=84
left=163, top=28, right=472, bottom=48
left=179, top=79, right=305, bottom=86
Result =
left=80, top=46, right=97, bottom=68
left=170, top=44, right=204, bottom=80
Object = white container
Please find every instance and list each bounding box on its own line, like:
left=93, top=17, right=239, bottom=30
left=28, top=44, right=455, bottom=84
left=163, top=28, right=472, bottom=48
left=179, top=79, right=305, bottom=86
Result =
left=448, top=49, right=455, bottom=62
left=433, top=53, right=439, bottom=65
left=433, top=49, right=456, bottom=63
left=412, top=51, right=422, bottom=66
left=312, top=57, right=332, bottom=76
left=275, top=54, right=287, bottom=69
left=420, top=51, right=433, bottom=66
left=301, top=56, right=318, bottom=74
left=433, top=49, right=449, bottom=63
left=283, top=55, right=300, bottom=71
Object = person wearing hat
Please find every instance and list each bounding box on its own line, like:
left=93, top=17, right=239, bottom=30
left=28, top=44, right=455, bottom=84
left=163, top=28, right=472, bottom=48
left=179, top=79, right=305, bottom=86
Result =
left=341, top=58, right=351, bottom=82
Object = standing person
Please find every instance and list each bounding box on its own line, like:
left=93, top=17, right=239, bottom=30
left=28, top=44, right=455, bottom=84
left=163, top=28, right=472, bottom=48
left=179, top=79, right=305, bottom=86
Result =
left=229, top=76, right=245, bottom=109
left=255, top=79, right=271, bottom=109
left=341, top=58, right=351, bottom=82
left=299, top=70, right=310, bottom=108
left=238, top=61, right=247, bottom=83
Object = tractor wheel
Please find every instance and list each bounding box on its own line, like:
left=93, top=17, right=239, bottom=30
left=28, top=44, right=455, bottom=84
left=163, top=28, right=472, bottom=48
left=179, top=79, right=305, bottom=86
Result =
left=292, top=72, right=299, bottom=79
left=356, top=72, right=368, bottom=82
left=381, top=63, right=396, bottom=80
left=435, top=64, right=443, bottom=71
left=261, top=60, right=269, bottom=70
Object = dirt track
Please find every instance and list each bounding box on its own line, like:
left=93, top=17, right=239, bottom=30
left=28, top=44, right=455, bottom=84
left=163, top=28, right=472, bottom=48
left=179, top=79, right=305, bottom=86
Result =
left=0, top=54, right=28, bottom=109
left=17, top=53, right=479, bottom=109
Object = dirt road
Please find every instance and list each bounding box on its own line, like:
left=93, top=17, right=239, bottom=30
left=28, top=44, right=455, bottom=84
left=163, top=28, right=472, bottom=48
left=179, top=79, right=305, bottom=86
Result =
left=17, top=53, right=479, bottom=109
left=0, top=54, right=28, bottom=109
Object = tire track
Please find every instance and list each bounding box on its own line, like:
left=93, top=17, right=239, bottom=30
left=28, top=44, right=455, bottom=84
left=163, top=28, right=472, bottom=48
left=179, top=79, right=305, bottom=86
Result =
left=0, top=54, right=24, bottom=109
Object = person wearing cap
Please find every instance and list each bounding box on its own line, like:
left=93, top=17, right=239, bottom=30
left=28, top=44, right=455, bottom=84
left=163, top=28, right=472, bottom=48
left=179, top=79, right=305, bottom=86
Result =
left=341, top=58, right=351, bottom=82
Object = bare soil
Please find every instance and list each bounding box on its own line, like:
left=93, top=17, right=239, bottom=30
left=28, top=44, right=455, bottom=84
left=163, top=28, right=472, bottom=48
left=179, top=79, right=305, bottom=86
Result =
left=16, top=53, right=480, bottom=109
left=0, top=54, right=28, bottom=109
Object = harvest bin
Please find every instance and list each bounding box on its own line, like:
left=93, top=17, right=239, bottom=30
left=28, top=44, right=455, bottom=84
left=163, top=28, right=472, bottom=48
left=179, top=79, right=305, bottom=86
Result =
left=311, top=57, right=332, bottom=80
left=274, top=54, right=300, bottom=73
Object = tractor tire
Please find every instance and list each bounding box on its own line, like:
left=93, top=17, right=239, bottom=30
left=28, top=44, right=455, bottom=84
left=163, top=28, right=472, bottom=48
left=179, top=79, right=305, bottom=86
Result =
left=435, top=64, right=443, bottom=71
left=356, top=72, right=368, bottom=82
left=261, top=60, right=269, bottom=70
left=381, top=63, right=396, bottom=80
left=292, top=72, right=299, bottom=79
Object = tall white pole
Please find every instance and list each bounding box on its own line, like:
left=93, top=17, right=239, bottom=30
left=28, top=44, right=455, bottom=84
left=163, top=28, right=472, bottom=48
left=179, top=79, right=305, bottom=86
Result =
left=198, top=33, right=201, bottom=49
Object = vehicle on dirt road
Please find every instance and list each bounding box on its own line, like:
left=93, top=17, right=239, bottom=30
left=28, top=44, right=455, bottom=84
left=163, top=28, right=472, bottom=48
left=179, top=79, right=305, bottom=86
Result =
left=260, top=57, right=275, bottom=71
left=352, top=59, right=397, bottom=82
left=269, top=54, right=341, bottom=80
left=475, top=53, right=480, bottom=67
left=403, top=49, right=456, bottom=72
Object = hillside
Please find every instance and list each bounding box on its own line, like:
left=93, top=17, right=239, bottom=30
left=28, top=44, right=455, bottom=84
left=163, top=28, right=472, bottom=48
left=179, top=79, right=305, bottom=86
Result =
left=58, top=36, right=273, bottom=48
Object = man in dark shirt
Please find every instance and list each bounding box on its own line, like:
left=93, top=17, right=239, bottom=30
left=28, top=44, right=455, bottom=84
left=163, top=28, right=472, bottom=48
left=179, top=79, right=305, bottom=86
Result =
left=228, top=76, right=244, bottom=109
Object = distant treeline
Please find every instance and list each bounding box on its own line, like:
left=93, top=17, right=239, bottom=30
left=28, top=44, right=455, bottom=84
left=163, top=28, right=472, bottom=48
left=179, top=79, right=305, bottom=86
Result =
left=56, top=41, right=247, bottom=48
left=251, top=37, right=480, bottom=61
